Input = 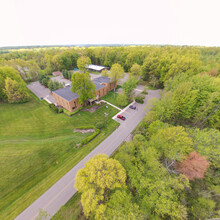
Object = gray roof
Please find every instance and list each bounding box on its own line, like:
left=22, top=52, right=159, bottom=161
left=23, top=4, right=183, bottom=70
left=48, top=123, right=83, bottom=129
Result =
left=53, top=86, right=79, bottom=101
left=93, top=76, right=111, bottom=84
left=53, top=76, right=111, bottom=101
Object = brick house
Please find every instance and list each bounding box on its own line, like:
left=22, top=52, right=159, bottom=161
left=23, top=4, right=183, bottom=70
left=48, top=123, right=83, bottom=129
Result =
left=52, top=76, right=115, bottom=112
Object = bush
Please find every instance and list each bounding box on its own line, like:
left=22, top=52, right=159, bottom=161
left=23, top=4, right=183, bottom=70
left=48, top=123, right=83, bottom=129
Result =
left=141, top=87, right=148, bottom=95
left=96, top=121, right=104, bottom=129
left=63, top=107, right=83, bottom=116
left=81, top=129, right=100, bottom=145
left=135, top=94, right=145, bottom=104
left=49, top=103, right=58, bottom=113
left=48, top=80, right=64, bottom=91
left=58, top=108, right=63, bottom=113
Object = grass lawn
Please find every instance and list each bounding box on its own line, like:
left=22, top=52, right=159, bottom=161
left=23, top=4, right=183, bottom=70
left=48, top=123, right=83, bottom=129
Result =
left=101, top=89, right=132, bottom=109
left=0, top=97, right=119, bottom=220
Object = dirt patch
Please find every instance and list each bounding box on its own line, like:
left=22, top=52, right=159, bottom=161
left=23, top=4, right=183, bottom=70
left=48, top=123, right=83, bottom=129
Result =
left=74, top=128, right=95, bottom=134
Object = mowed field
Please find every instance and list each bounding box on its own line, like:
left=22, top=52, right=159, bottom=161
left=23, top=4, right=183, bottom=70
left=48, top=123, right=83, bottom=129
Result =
left=0, top=98, right=119, bottom=220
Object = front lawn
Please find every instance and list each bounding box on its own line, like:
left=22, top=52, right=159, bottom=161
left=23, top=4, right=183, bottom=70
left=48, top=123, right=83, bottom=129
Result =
left=0, top=97, right=119, bottom=220
left=101, top=89, right=132, bottom=109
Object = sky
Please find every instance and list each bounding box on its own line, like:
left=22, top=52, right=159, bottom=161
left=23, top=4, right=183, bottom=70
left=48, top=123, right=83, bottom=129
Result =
left=0, top=0, right=219, bottom=47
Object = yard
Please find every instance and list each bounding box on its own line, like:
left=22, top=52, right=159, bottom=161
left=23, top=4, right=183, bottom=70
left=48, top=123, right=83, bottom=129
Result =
left=0, top=97, right=119, bottom=220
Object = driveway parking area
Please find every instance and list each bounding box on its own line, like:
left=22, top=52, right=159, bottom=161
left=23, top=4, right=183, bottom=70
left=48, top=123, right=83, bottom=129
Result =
left=27, top=81, right=56, bottom=104
left=27, top=81, right=50, bottom=99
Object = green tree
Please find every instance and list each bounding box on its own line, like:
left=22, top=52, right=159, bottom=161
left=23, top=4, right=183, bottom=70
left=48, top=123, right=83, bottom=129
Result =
left=130, top=63, right=142, bottom=79
left=109, top=63, right=125, bottom=92
left=71, top=72, right=96, bottom=105
left=122, top=76, right=138, bottom=101
left=116, top=91, right=128, bottom=107
left=77, top=56, right=91, bottom=72
left=105, top=189, right=143, bottom=220
left=101, top=69, right=108, bottom=77
left=4, top=77, right=29, bottom=103
left=75, top=154, right=126, bottom=219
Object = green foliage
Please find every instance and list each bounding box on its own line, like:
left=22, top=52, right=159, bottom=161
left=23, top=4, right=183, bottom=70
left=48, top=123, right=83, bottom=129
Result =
left=150, top=74, right=220, bottom=129
left=122, top=75, right=138, bottom=100
left=62, top=69, right=73, bottom=80
left=149, top=126, right=193, bottom=161
left=75, top=154, right=126, bottom=219
left=116, top=91, right=128, bottom=107
left=0, top=65, right=26, bottom=101
left=71, top=72, right=96, bottom=105
left=190, top=197, right=216, bottom=219
left=63, top=107, right=83, bottom=116
left=49, top=103, right=60, bottom=113
left=39, top=74, right=50, bottom=87
left=48, top=80, right=64, bottom=91
left=135, top=94, right=145, bottom=104
left=109, top=63, right=125, bottom=91
left=101, top=69, right=108, bottom=77
left=4, top=77, right=29, bottom=103
left=81, top=129, right=100, bottom=145
left=130, top=63, right=142, bottom=78
left=95, top=121, right=104, bottom=129
left=105, top=189, right=143, bottom=219
left=77, top=56, right=91, bottom=72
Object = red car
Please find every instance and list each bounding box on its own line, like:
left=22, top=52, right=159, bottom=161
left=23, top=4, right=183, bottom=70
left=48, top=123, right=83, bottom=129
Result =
left=117, top=115, right=126, bottom=120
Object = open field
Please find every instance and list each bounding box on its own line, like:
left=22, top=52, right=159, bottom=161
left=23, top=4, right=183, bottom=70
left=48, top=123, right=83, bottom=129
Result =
left=0, top=97, right=119, bottom=220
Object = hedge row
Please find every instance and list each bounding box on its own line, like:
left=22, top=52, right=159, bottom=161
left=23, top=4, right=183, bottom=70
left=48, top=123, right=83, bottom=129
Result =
left=49, top=103, right=63, bottom=113
left=63, top=107, right=83, bottom=116
left=74, top=126, right=100, bottom=148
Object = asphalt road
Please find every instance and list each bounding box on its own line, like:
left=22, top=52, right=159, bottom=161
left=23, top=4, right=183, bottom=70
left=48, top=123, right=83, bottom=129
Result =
left=15, top=89, right=161, bottom=220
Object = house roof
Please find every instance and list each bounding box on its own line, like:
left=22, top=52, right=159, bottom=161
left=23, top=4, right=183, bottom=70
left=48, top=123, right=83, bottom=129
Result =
left=53, top=86, right=79, bottom=101
left=53, top=76, right=111, bottom=101
left=86, top=64, right=107, bottom=72
left=93, top=76, right=111, bottom=84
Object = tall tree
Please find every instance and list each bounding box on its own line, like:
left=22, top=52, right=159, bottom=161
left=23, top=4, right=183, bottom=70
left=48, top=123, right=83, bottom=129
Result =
left=130, top=63, right=142, bottom=79
left=175, top=151, right=209, bottom=180
left=109, top=63, right=125, bottom=92
left=77, top=56, right=91, bottom=72
left=71, top=72, right=96, bottom=105
left=4, top=77, right=29, bottom=103
left=75, top=154, right=126, bottom=219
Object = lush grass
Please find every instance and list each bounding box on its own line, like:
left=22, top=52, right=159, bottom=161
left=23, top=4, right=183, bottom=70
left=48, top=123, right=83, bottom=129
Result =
left=101, top=90, right=121, bottom=108
left=0, top=97, right=119, bottom=220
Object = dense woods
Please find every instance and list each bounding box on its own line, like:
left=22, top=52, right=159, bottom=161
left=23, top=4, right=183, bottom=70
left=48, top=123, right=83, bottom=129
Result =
left=0, top=45, right=220, bottom=219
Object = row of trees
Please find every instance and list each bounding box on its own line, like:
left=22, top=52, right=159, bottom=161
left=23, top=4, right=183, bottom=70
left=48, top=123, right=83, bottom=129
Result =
left=1, top=46, right=219, bottom=86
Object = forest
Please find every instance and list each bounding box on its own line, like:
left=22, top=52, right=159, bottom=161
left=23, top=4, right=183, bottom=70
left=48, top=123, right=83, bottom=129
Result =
left=0, top=45, right=220, bottom=219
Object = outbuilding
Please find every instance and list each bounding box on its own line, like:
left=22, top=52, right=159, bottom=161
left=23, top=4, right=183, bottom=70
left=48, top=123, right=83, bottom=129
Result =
left=86, top=64, right=109, bottom=73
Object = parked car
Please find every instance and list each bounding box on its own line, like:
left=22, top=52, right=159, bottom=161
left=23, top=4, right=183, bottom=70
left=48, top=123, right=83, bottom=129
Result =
left=129, top=105, right=136, bottom=110
left=117, top=115, right=126, bottom=120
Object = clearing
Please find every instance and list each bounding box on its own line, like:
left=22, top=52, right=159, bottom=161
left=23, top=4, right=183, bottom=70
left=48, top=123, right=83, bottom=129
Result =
left=0, top=97, right=119, bottom=220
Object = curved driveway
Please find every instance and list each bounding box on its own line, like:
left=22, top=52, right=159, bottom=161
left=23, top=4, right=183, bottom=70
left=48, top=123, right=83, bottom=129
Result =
left=15, top=90, right=161, bottom=220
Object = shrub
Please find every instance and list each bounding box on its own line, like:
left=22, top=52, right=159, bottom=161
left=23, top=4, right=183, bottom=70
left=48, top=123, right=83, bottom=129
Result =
left=63, top=107, right=83, bottom=116
left=135, top=94, right=145, bottom=104
left=49, top=103, right=58, bottom=113
left=81, top=129, right=100, bottom=145
left=58, top=108, right=63, bottom=113
left=141, top=87, right=148, bottom=95
left=96, top=121, right=104, bottom=129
